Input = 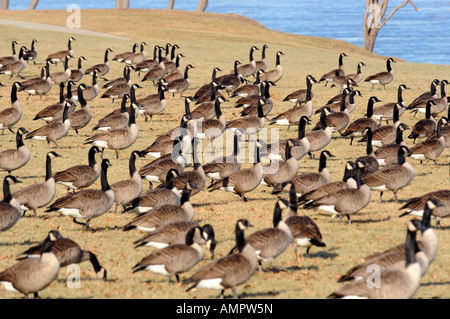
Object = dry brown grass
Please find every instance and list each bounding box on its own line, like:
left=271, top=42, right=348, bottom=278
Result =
left=0, top=9, right=448, bottom=300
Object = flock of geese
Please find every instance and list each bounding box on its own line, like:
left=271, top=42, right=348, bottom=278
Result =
left=0, top=36, right=448, bottom=300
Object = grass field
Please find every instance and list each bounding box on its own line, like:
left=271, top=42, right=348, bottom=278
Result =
left=0, top=9, right=448, bottom=299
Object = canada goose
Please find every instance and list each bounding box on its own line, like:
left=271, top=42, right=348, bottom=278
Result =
left=0, top=234, right=60, bottom=299
left=297, top=161, right=356, bottom=206
left=102, top=65, right=133, bottom=90
left=272, top=150, right=334, bottom=196
left=162, top=44, right=181, bottom=73
left=0, top=127, right=31, bottom=174
left=134, top=45, right=160, bottom=75
left=372, top=84, right=409, bottom=125
left=123, top=180, right=198, bottom=232
left=93, top=94, right=131, bottom=132
left=18, top=230, right=107, bottom=280
left=407, top=79, right=440, bottom=110
left=400, top=190, right=450, bottom=229
left=341, top=96, right=381, bottom=145
left=217, top=60, right=243, bottom=95
left=23, top=39, right=38, bottom=64
left=408, top=100, right=437, bottom=144
left=80, top=68, right=100, bottom=101
left=0, top=175, right=22, bottom=233
left=139, top=137, right=187, bottom=184
left=304, top=161, right=371, bottom=224
left=45, top=159, right=114, bottom=231
left=226, top=98, right=266, bottom=139
left=141, top=125, right=191, bottom=159
left=132, top=226, right=205, bottom=283
left=259, top=51, right=285, bottom=84
left=0, top=46, right=27, bottom=79
left=311, top=89, right=349, bottom=133
left=69, top=56, right=86, bottom=82
left=33, top=82, right=76, bottom=123
left=194, top=67, right=222, bottom=102
left=0, top=82, right=23, bottom=134
left=239, top=81, right=275, bottom=117
left=26, top=102, right=71, bottom=148
left=161, top=43, right=173, bottom=62
left=319, top=52, right=347, bottom=86
left=166, top=64, right=194, bottom=99
left=85, top=48, right=113, bottom=78
left=20, top=59, right=52, bottom=99
left=50, top=55, right=72, bottom=85
left=164, top=53, right=185, bottom=83
left=19, top=66, right=45, bottom=88
left=12, top=151, right=60, bottom=217
left=137, top=80, right=167, bottom=122
left=261, top=140, right=300, bottom=187
left=236, top=46, right=259, bottom=78
left=270, top=75, right=315, bottom=129
left=230, top=199, right=292, bottom=272
left=362, top=146, right=414, bottom=203
left=364, top=57, right=396, bottom=89
left=358, top=103, right=405, bottom=148
left=0, top=41, right=18, bottom=67
left=261, top=116, right=311, bottom=161
left=151, top=112, right=197, bottom=147
left=190, top=85, right=223, bottom=121
left=408, top=80, right=448, bottom=117
left=345, top=61, right=366, bottom=85
left=123, top=42, right=147, bottom=65
left=254, top=44, right=268, bottom=73
left=202, top=130, right=242, bottom=185
left=110, top=150, right=145, bottom=213
left=283, top=183, right=326, bottom=257
left=196, top=96, right=227, bottom=141
left=374, top=124, right=408, bottom=166
left=408, top=117, right=447, bottom=164
left=332, top=76, right=356, bottom=92
left=142, top=46, right=166, bottom=85
left=355, top=127, right=379, bottom=177
left=305, top=108, right=333, bottom=158
left=85, top=103, right=139, bottom=159
left=54, top=146, right=102, bottom=193
left=282, top=74, right=317, bottom=107
left=208, top=142, right=263, bottom=202
left=67, top=86, right=92, bottom=136
left=123, top=169, right=181, bottom=214
left=134, top=222, right=216, bottom=259
left=321, top=87, right=361, bottom=110
left=344, top=89, right=363, bottom=114
left=47, top=37, right=75, bottom=65
left=100, top=68, right=133, bottom=103
left=184, top=219, right=257, bottom=299
left=231, top=69, right=264, bottom=98
left=98, top=85, right=141, bottom=121
left=113, top=43, right=138, bottom=62
left=234, top=80, right=271, bottom=109
left=328, top=221, right=423, bottom=299
left=156, top=138, right=205, bottom=196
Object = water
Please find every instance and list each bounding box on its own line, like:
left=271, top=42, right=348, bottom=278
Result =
left=6, top=0, right=450, bottom=65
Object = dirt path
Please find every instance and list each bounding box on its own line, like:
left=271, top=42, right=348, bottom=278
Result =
left=0, top=18, right=130, bottom=40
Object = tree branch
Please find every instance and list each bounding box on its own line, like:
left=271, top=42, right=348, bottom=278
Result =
left=379, top=0, right=419, bottom=29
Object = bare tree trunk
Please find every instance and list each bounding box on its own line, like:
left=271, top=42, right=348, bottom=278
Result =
left=28, top=0, right=39, bottom=10
left=1, top=0, right=9, bottom=10
left=363, top=0, right=420, bottom=52
left=168, top=0, right=175, bottom=10
left=116, top=0, right=129, bottom=9
left=196, top=0, right=208, bottom=12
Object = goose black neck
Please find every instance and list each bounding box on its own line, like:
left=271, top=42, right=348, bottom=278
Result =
left=422, top=203, right=433, bottom=229
left=58, top=83, right=65, bottom=103
left=212, top=69, right=219, bottom=82
left=209, top=82, right=216, bottom=100
left=11, top=83, right=18, bottom=104
left=262, top=45, right=267, bottom=59
left=234, top=62, right=239, bottom=76
left=349, top=90, right=357, bottom=104
left=170, top=45, right=177, bottom=60
left=393, top=104, right=400, bottom=123
left=342, top=163, right=353, bottom=182
left=214, top=98, right=222, bottom=118
left=257, top=100, right=264, bottom=118
left=397, top=86, right=404, bottom=103
left=320, top=110, right=328, bottom=129
left=3, top=177, right=12, bottom=202
left=276, top=52, right=281, bottom=66
left=120, top=95, right=128, bottom=113
left=254, top=145, right=261, bottom=164
left=185, top=227, right=196, bottom=245
left=305, top=79, right=313, bottom=102
left=249, top=47, right=255, bottom=61
left=64, top=56, right=69, bottom=70
left=92, top=70, right=97, bottom=85
left=273, top=201, right=283, bottom=228
left=152, top=46, right=158, bottom=60
left=62, top=104, right=70, bottom=122
left=78, top=57, right=83, bottom=69
left=353, top=165, right=363, bottom=188
left=184, top=98, right=191, bottom=117
left=78, top=86, right=87, bottom=107
left=68, top=38, right=73, bottom=50
left=66, top=81, right=73, bottom=99
left=288, top=183, right=298, bottom=208
left=387, top=59, right=393, bottom=72
left=285, top=141, right=292, bottom=160
left=395, top=126, right=404, bottom=144
left=192, top=140, right=200, bottom=169
left=397, top=148, right=406, bottom=165
left=357, top=63, right=362, bottom=74
left=436, top=118, right=444, bottom=138
left=440, top=81, right=446, bottom=97
left=88, top=148, right=98, bottom=167
left=298, top=118, right=306, bottom=139
left=339, top=54, right=344, bottom=67
left=405, top=227, right=418, bottom=267
left=165, top=171, right=175, bottom=189
left=129, top=152, right=138, bottom=177
left=425, top=102, right=432, bottom=119
left=175, top=55, right=181, bottom=68
left=16, top=130, right=25, bottom=148
left=430, top=81, right=437, bottom=95
left=263, top=82, right=271, bottom=99
left=11, top=41, right=16, bottom=55
left=45, top=61, right=51, bottom=78
left=339, top=90, right=347, bottom=112
left=128, top=102, right=136, bottom=125
left=100, top=162, right=111, bottom=191
left=233, top=133, right=239, bottom=156
left=235, top=223, right=247, bottom=253
left=184, top=66, right=190, bottom=79
left=104, top=49, right=110, bottom=63
left=159, top=87, right=165, bottom=100
left=45, top=154, right=53, bottom=181
left=180, top=187, right=192, bottom=205
left=366, top=129, right=374, bottom=155
left=318, top=153, right=328, bottom=172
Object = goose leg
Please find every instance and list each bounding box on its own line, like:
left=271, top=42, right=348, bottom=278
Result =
left=378, top=191, right=384, bottom=203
